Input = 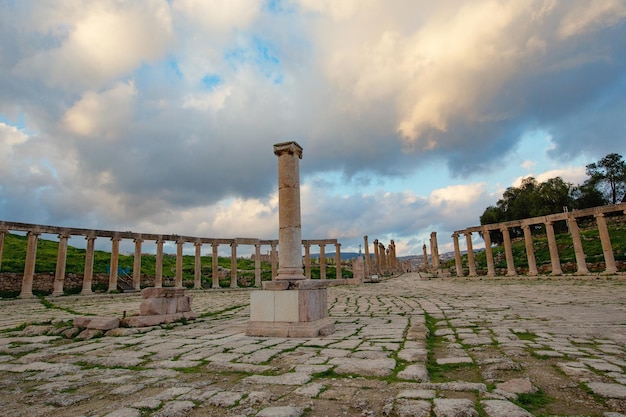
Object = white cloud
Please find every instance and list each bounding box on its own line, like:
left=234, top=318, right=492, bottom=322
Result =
left=559, top=0, right=626, bottom=38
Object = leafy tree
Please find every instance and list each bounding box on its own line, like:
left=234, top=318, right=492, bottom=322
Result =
left=571, top=181, right=608, bottom=209
left=585, top=153, right=626, bottom=204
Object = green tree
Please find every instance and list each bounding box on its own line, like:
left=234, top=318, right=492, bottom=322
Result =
left=585, top=153, right=626, bottom=204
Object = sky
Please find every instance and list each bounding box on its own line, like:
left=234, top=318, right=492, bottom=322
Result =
left=1, top=0, right=626, bottom=258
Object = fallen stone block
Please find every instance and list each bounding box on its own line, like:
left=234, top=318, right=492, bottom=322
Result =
left=73, top=316, right=120, bottom=331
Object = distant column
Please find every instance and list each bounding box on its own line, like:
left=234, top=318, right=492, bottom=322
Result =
left=452, top=233, right=463, bottom=277
left=544, top=220, right=562, bottom=276
left=194, top=240, right=202, bottom=289
left=319, top=244, right=326, bottom=280
left=108, top=235, right=121, bottom=292
left=211, top=242, right=220, bottom=288
left=464, top=232, right=477, bottom=276
left=379, top=242, right=386, bottom=274
left=0, top=228, right=7, bottom=271
left=175, top=237, right=184, bottom=288
left=501, top=226, right=517, bottom=276
left=133, top=237, right=143, bottom=291
left=595, top=212, right=617, bottom=274
left=52, top=233, right=70, bottom=296
left=482, top=227, right=495, bottom=277
left=385, top=246, right=391, bottom=274
left=230, top=241, right=238, bottom=288
left=20, top=230, right=40, bottom=298
left=155, top=238, right=164, bottom=288
left=270, top=242, right=277, bottom=280
left=373, top=239, right=380, bottom=274
left=422, top=244, right=429, bottom=268
left=363, top=236, right=371, bottom=276
left=304, top=242, right=312, bottom=279
left=335, top=243, right=342, bottom=280
left=567, top=216, right=589, bottom=275
left=254, top=243, right=262, bottom=287
left=82, top=235, right=96, bottom=295
left=521, top=224, right=538, bottom=276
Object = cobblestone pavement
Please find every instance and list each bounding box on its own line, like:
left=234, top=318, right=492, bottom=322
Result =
left=2, top=273, right=626, bottom=417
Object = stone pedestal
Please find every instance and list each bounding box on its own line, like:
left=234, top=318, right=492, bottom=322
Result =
left=122, top=287, right=197, bottom=327
left=247, top=280, right=335, bottom=337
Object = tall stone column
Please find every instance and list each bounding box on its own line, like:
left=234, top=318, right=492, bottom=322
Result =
left=482, top=228, right=495, bottom=277
left=194, top=241, right=202, bottom=289
left=521, top=224, right=538, bottom=276
left=274, top=141, right=305, bottom=281
left=501, top=227, right=517, bottom=276
left=567, top=216, right=589, bottom=275
left=452, top=233, right=463, bottom=277
left=304, top=242, right=311, bottom=279
left=422, top=244, right=429, bottom=268
left=82, top=235, right=96, bottom=295
left=373, top=239, right=380, bottom=274
left=52, top=233, right=70, bottom=296
left=465, top=232, right=477, bottom=276
left=544, top=221, right=562, bottom=275
left=430, top=232, right=440, bottom=270
left=385, top=246, right=391, bottom=274
left=230, top=241, right=238, bottom=288
left=108, top=236, right=121, bottom=292
left=20, top=230, right=40, bottom=298
left=175, top=237, right=184, bottom=288
left=595, top=212, right=617, bottom=274
left=335, top=243, right=342, bottom=280
left=254, top=243, right=262, bottom=287
left=319, top=244, right=326, bottom=280
left=155, top=238, right=164, bottom=288
left=133, top=238, right=143, bottom=291
left=0, top=228, right=7, bottom=271
left=270, top=242, right=277, bottom=280
left=363, top=236, right=371, bottom=276
left=211, top=242, right=220, bottom=288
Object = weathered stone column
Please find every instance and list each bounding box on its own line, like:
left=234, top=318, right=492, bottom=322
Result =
left=501, top=227, right=517, bottom=276
left=52, top=233, right=70, bottom=296
left=254, top=243, right=262, bottom=287
left=304, top=242, right=311, bottom=279
left=155, top=238, right=164, bottom=288
left=274, top=141, right=306, bottom=281
left=211, top=242, right=220, bottom=288
left=567, top=216, right=589, bottom=275
left=544, top=220, right=562, bottom=276
left=373, top=239, right=380, bottom=274
left=133, top=237, right=143, bottom=291
left=0, top=228, right=7, bottom=271
left=452, top=233, right=463, bottom=277
left=230, top=241, right=238, bottom=288
left=81, top=235, right=96, bottom=295
left=108, top=235, right=121, bottom=292
left=464, top=232, right=477, bottom=276
left=430, top=232, right=440, bottom=270
left=380, top=242, right=387, bottom=274
left=270, top=242, right=277, bottom=280
left=482, top=227, right=495, bottom=277
left=521, top=224, right=538, bottom=276
left=335, top=243, right=342, bottom=280
left=319, top=244, right=326, bottom=280
left=595, top=212, right=617, bottom=274
left=422, top=244, right=429, bottom=268
left=194, top=241, right=203, bottom=289
left=175, top=237, right=184, bottom=288
left=20, top=230, right=40, bottom=298
left=363, top=236, right=371, bottom=276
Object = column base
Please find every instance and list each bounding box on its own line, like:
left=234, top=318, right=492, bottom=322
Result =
left=80, top=289, right=93, bottom=295
left=51, top=290, right=64, bottom=297
left=247, top=317, right=335, bottom=338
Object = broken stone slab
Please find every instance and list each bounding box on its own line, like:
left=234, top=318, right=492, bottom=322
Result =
left=74, top=316, right=120, bottom=331
left=496, top=378, right=537, bottom=395
left=121, top=311, right=197, bottom=328
left=481, top=400, right=534, bottom=417
left=141, top=287, right=186, bottom=298
left=397, top=364, right=429, bottom=382
left=139, top=295, right=193, bottom=316
left=586, top=382, right=626, bottom=399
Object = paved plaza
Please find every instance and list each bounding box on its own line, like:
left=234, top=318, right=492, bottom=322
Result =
left=2, top=273, right=626, bottom=416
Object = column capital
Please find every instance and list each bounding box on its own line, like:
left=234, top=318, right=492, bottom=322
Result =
left=194, top=240, right=203, bottom=247
left=463, top=231, right=472, bottom=237
left=58, top=233, right=71, bottom=239
left=230, top=241, right=238, bottom=248
left=594, top=212, right=606, bottom=219
left=335, top=243, right=341, bottom=248
left=27, top=230, right=41, bottom=237
left=211, top=242, right=219, bottom=248
left=111, top=235, right=122, bottom=242
left=176, top=236, right=185, bottom=244
left=133, top=237, right=144, bottom=243
left=273, top=141, right=303, bottom=158
left=85, top=234, right=96, bottom=241
left=452, top=232, right=458, bottom=238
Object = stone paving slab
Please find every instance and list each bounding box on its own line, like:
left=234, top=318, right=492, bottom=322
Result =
left=1, top=273, right=626, bottom=416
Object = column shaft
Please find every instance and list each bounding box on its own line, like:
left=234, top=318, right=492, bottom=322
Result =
left=568, top=216, right=589, bottom=274
left=0, top=229, right=6, bottom=271
left=211, top=243, right=220, bottom=288
left=522, top=225, right=538, bottom=276
left=133, top=239, right=143, bottom=291
left=254, top=244, right=262, bottom=287
left=465, top=232, right=477, bottom=276
left=304, top=243, right=311, bottom=279
left=422, top=244, right=429, bottom=268
left=545, top=221, right=562, bottom=275
left=501, top=227, right=517, bottom=276
left=596, top=213, right=617, bottom=274
left=319, top=244, right=326, bottom=280
left=194, top=241, right=202, bottom=289
left=52, top=234, right=70, bottom=296
left=155, top=239, right=164, bottom=288
left=373, top=240, right=380, bottom=274
left=271, top=243, right=277, bottom=280
left=363, top=236, right=371, bottom=277
left=482, top=228, right=495, bottom=277
left=230, top=242, right=238, bottom=288
left=20, top=231, right=40, bottom=298
left=108, top=237, right=121, bottom=292
left=175, top=238, right=184, bottom=288
left=82, top=236, right=95, bottom=295
left=452, top=233, right=463, bottom=277
left=335, top=243, right=342, bottom=280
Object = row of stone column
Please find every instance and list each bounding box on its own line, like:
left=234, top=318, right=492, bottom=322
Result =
left=0, top=228, right=348, bottom=298
left=362, top=236, right=398, bottom=276
left=452, top=211, right=622, bottom=277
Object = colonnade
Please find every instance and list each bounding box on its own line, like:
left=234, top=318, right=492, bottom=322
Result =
left=362, top=236, right=398, bottom=276
left=450, top=203, right=626, bottom=277
left=0, top=221, right=343, bottom=298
